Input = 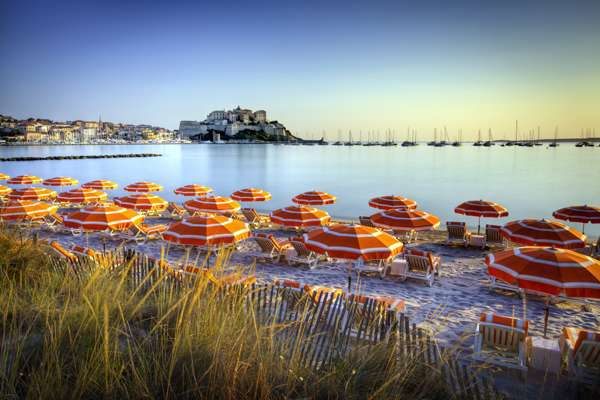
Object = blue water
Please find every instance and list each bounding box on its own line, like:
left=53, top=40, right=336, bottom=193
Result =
left=2, top=144, right=599, bottom=237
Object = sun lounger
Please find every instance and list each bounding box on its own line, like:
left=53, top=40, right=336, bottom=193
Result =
left=165, top=202, right=187, bottom=218
left=485, top=224, right=505, bottom=248
left=44, top=212, right=71, bottom=233
left=69, top=244, right=100, bottom=260
left=248, top=233, right=291, bottom=262
left=401, top=249, right=439, bottom=286
left=446, top=221, right=469, bottom=246
left=287, top=239, right=328, bottom=269
left=473, top=312, right=530, bottom=371
left=49, top=241, right=77, bottom=262
left=354, top=257, right=392, bottom=276
left=359, top=216, right=375, bottom=227
left=241, top=208, right=271, bottom=228
left=560, top=327, right=600, bottom=383
left=120, top=222, right=168, bottom=243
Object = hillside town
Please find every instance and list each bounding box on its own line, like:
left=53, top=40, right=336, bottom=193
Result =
left=179, top=106, right=294, bottom=142
left=0, top=115, right=181, bottom=144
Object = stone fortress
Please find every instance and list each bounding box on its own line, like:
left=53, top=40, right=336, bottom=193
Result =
left=179, top=106, right=288, bottom=139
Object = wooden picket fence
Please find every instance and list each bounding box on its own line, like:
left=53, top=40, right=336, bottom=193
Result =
left=48, top=248, right=501, bottom=399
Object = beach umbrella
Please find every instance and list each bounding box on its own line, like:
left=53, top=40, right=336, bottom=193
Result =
left=174, top=184, right=213, bottom=197
left=486, top=246, right=600, bottom=336
left=303, top=224, right=404, bottom=262
left=270, top=205, right=331, bottom=228
left=0, top=185, right=12, bottom=197
left=184, top=195, right=241, bottom=215
left=552, top=205, right=600, bottom=234
left=0, top=200, right=58, bottom=221
left=231, top=188, right=272, bottom=202
left=124, top=181, right=163, bottom=193
left=81, top=180, right=119, bottom=190
left=114, top=193, right=168, bottom=212
left=454, top=199, right=509, bottom=234
left=56, top=188, right=108, bottom=205
left=8, top=187, right=57, bottom=201
left=63, top=204, right=144, bottom=232
left=501, top=219, right=586, bottom=249
left=370, top=209, right=441, bottom=232
left=163, top=214, right=250, bottom=247
left=292, top=190, right=336, bottom=206
left=7, top=175, right=42, bottom=185
left=42, top=176, right=79, bottom=187
left=0, top=173, right=10, bottom=181
left=368, top=195, right=417, bottom=210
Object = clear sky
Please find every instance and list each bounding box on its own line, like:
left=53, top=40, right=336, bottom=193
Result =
left=1, top=0, right=599, bottom=140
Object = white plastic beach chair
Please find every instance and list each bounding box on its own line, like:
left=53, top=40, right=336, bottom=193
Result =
left=446, top=221, right=469, bottom=246
left=401, top=249, right=440, bottom=286
left=560, top=327, right=600, bottom=383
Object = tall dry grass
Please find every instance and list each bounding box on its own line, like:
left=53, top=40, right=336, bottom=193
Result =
left=0, top=229, right=454, bottom=399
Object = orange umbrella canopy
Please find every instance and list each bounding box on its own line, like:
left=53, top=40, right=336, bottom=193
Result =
left=270, top=205, right=330, bottom=228
left=303, top=224, right=403, bottom=261
left=0, top=185, right=12, bottom=197
left=42, top=176, right=79, bottom=187
left=0, top=200, right=58, bottom=221
left=368, top=195, right=417, bottom=210
left=553, top=205, right=600, bottom=233
left=486, top=246, right=600, bottom=298
left=8, top=187, right=57, bottom=201
left=63, top=204, right=143, bottom=231
left=292, top=191, right=336, bottom=206
left=174, top=184, right=213, bottom=197
left=184, top=195, right=241, bottom=215
left=57, top=188, right=108, bottom=204
left=114, top=193, right=168, bottom=211
left=231, top=188, right=272, bottom=202
left=124, top=181, right=163, bottom=193
left=370, top=209, right=440, bottom=232
left=163, top=214, right=250, bottom=247
left=501, top=219, right=586, bottom=249
left=7, top=175, right=42, bottom=185
left=81, top=180, right=119, bottom=190
left=0, top=173, right=10, bottom=181
left=455, top=200, right=508, bottom=218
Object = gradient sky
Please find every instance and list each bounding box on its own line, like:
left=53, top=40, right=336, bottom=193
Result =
left=1, top=0, right=599, bottom=139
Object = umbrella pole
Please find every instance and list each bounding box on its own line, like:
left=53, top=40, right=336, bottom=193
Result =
left=522, top=291, right=527, bottom=320
left=478, top=216, right=481, bottom=235
left=543, top=298, right=550, bottom=338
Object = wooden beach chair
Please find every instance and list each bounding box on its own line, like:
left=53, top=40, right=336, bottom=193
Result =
left=560, top=327, right=600, bottom=383
left=473, top=312, right=530, bottom=371
left=446, top=221, right=469, bottom=246
left=287, top=239, right=327, bottom=269
left=401, top=248, right=439, bottom=286
left=248, top=233, right=291, bottom=262
left=165, top=202, right=186, bottom=218
left=242, top=208, right=271, bottom=228
left=359, top=216, right=375, bottom=227
left=485, top=224, right=505, bottom=248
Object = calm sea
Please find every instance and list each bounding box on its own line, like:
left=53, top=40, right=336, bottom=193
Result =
left=2, top=144, right=599, bottom=237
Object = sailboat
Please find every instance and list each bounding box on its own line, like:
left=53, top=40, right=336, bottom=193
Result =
left=452, top=129, right=462, bottom=146
left=473, top=129, right=483, bottom=146
left=428, top=129, right=438, bottom=146
left=483, top=128, right=494, bottom=146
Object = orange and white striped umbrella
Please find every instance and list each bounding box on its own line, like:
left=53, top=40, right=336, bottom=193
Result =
left=8, top=187, right=57, bottom=201
left=553, top=205, right=600, bottom=234
left=56, top=188, right=108, bottom=204
left=455, top=200, right=508, bottom=218
left=63, top=204, right=144, bottom=231
left=303, top=224, right=403, bottom=261
left=0, top=173, right=9, bottom=181
left=486, top=246, right=600, bottom=298
left=270, top=205, right=331, bottom=228
left=42, top=176, right=79, bottom=187
left=174, top=184, right=213, bottom=197
left=370, top=209, right=440, bottom=232
left=231, top=188, right=272, bottom=202
left=124, top=181, right=163, bottom=193
left=163, top=214, right=250, bottom=247
left=368, top=195, right=417, bottom=210
left=114, top=193, right=168, bottom=212
left=81, top=180, right=119, bottom=190
left=0, top=200, right=58, bottom=221
left=292, top=190, right=336, bottom=205
left=0, top=185, right=11, bottom=197
left=7, top=175, right=42, bottom=185
left=501, top=219, right=586, bottom=249
left=184, top=195, right=241, bottom=215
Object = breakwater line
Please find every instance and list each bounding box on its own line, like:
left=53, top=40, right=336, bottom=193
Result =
left=0, top=153, right=162, bottom=162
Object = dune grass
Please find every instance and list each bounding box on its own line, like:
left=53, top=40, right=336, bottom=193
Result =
left=0, top=229, right=457, bottom=399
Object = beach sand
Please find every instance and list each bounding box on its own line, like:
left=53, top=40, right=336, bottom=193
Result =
left=37, top=221, right=600, bottom=349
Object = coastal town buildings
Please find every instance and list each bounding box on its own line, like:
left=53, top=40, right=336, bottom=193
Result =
left=179, top=106, right=289, bottom=139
